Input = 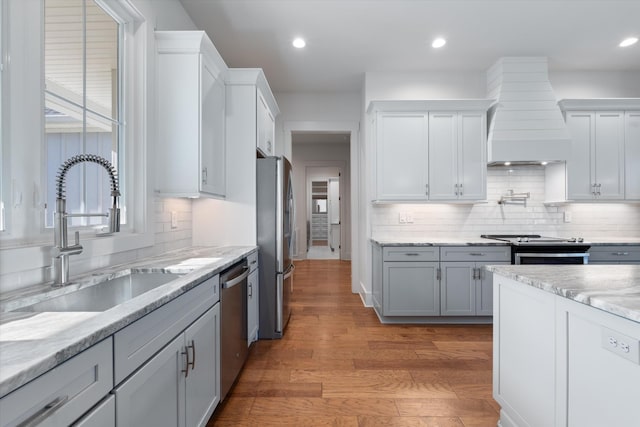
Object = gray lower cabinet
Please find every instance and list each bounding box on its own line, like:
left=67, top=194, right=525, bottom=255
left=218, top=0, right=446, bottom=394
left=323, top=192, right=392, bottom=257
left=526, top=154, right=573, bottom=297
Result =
left=381, top=246, right=440, bottom=316
left=114, top=304, right=220, bottom=427
left=440, top=260, right=509, bottom=316
left=588, top=245, right=640, bottom=264
left=440, top=246, right=510, bottom=316
left=0, top=338, right=113, bottom=427
left=72, top=395, right=115, bottom=427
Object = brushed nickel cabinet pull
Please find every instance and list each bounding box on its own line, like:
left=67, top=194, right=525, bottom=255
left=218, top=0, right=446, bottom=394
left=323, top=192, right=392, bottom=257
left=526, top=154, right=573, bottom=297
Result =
left=404, top=253, right=420, bottom=256
left=612, top=252, right=630, bottom=256
left=17, top=395, right=69, bottom=427
left=182, top=347, right=190, bottom=377
left=436, top=268, right=441, bottom=281
left=188, top=340, right=196, bottom=371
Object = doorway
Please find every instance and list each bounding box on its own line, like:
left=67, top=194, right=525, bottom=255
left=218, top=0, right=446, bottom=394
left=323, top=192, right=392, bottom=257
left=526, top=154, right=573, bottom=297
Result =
left=307, top=170, right=340, bottom=260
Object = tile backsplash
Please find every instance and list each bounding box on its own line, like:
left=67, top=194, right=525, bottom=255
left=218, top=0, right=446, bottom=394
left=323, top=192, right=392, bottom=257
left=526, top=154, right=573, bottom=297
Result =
left=371, top=166, right=640, bottom=239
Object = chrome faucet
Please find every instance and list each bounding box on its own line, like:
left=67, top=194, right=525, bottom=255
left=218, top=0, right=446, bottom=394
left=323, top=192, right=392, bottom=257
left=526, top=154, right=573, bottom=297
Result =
left=52, top=154, right=120, bottom=286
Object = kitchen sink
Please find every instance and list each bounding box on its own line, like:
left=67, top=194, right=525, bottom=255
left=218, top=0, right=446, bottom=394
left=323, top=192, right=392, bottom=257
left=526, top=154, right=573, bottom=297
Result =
left=16, top=271, right=184, bottom=312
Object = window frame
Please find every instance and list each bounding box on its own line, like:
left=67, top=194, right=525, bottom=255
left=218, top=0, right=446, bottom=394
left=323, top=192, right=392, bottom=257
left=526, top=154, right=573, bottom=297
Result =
left=0, top=0, right=152, bottom=278
left=43, top=0, right=125, bottom=231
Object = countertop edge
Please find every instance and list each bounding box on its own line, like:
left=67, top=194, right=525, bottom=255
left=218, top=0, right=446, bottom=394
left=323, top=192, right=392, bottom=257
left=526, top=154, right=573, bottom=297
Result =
left=0, top=245, right=257, bottom=398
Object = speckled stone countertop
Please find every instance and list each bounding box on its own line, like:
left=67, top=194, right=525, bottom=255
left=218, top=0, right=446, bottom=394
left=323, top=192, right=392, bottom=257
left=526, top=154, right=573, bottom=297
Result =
left=585, top=237, right=640, bottom=246
left=0, top=245, right=256, bottom=398
left=485, top=265, right=640, bottom=323
left=370, top=237, right=510, bottom=246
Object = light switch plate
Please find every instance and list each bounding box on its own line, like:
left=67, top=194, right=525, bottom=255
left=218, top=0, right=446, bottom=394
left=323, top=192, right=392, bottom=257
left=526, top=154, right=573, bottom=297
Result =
left=170, top=211, right=178, bottom=229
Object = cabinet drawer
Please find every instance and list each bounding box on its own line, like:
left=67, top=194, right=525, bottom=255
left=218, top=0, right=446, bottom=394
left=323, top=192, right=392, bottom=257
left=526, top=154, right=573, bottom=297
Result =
left=114, top=275, right=218, bottom=385
left=440, top=246, right=511, bottom=262
left=589, top=246, right=640, bottom=263
left=247, top=251, right=259, bottom=273
left=383, top=246, right=439, bottom=261
left=0, top=338, right=113, bottom=427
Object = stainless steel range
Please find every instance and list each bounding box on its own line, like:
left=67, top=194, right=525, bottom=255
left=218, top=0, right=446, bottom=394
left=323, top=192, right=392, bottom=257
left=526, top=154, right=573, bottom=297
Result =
left=481, top=234, right=591, bottom=264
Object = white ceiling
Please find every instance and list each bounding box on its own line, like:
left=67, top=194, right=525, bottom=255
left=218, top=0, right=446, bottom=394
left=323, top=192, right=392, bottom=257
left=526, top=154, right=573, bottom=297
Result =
left=179, top=0, right=640, bottom=93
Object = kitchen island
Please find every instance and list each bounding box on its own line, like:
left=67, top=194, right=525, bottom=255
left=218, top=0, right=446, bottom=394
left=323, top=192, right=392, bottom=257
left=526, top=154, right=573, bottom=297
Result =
left=487, top=265, right=640, bottom=427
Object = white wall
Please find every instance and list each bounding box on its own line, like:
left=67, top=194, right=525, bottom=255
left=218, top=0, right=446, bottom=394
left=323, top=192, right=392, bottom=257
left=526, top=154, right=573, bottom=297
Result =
left=0, top=0, right=200, bottom=293
left=291, top=142, right=351, bottom=259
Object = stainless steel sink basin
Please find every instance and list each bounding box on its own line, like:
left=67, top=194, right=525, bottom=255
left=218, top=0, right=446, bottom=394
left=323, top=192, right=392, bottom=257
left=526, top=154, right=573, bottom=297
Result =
left=17, top=272, right=183, bottom=312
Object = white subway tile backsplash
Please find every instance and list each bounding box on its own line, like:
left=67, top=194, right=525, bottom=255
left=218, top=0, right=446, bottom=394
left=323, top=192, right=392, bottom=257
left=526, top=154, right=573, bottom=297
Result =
left=371, top=166, right=640, bottom=239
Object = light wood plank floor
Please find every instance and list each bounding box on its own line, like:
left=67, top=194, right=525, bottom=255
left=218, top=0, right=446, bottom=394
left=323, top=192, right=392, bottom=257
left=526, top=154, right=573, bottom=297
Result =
left=207, top=260, right=499, bottom=427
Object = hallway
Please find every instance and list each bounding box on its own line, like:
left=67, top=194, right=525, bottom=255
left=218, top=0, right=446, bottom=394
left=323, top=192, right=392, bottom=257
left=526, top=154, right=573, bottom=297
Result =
left=208, top=260, right=499, bottom=426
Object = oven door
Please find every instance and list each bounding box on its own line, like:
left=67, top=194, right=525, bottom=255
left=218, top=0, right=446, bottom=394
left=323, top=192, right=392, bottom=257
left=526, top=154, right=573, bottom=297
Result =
left=514, top=252, right=590, bottom=264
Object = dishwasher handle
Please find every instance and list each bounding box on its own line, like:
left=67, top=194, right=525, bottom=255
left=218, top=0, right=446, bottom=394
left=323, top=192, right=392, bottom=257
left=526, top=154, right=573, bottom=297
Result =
left=221, top=266, right=249, bottom=289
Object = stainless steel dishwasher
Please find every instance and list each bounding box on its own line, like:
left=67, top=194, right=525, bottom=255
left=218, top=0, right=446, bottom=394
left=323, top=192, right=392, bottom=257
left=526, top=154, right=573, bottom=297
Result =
left=219, top=260, right=250, bottom=401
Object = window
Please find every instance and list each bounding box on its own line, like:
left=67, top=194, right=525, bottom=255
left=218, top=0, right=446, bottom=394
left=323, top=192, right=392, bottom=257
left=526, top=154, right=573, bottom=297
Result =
left=44, top=0, right=122, bottom=229
left=0, top=0, right=5, bottom=232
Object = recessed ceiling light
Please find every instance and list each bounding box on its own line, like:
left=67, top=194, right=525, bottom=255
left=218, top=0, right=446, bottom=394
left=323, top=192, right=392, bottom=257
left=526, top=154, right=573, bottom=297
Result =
left=619, top=37, right=638, bottom=47
left=431, top=37, right=446, bottom=48
left=292, top=38, right=306, bottom=48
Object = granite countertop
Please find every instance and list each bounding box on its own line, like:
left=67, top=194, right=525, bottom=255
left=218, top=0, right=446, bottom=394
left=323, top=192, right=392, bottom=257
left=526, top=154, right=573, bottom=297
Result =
left=0, top=245, right=256, bottom=398
left=370, top=237, right=510, bottom=246
left=371, top=237, right=640, bottom=246
left=485, top=264, right=640, bottom=323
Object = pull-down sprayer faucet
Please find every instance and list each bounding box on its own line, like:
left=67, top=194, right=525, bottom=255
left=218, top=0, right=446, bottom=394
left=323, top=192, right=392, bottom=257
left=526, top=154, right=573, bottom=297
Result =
left=53, top=154, right=120, bottom=286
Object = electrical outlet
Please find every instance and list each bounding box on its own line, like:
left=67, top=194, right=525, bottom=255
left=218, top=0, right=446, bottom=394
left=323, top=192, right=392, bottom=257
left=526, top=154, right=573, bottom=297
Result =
left=398, top=213, right=406, bottom=224
left=405, top=213, right=414, bottom=223
left=602, top=328, right=640, bottom=364
left=170, top=211, right=178, bottom=229
left=564, top=211, right=572, bottom=223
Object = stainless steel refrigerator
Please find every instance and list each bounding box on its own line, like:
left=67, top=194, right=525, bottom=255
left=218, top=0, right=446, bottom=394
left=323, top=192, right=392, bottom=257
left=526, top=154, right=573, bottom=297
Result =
left=257, top=156, right=295, bottom=339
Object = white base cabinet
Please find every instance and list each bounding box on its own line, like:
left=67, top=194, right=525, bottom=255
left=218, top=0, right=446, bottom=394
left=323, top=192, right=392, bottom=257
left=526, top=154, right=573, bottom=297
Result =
left=493, top=274, right=640, bottom=427
left=115, top=305, right=220, bottom=427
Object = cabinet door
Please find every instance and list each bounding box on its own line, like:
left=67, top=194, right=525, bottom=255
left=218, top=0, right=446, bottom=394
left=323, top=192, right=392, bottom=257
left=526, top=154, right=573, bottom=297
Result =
left=594, top=112, right=624, bottom=199
left=428, top=112, right=458, bottom=200
left=440, top=262, right=475, bottom=316
left=625, top=112, right=640, bottom=200
left=564, top=309, right=640, bottom=427
left=457, top=112, right=486, bottom=200
left=200, top=61, right=226, bottom=197
left=383, top=261, right=439, bottom=316
left=475, top=261, right=509, bottom=316
left=247, top=268, right=259, bottom=345
left=375, top=113, right=429, bottom=201
left=257, top=90, right=275, bottom=156
left=71, top=395, right=115, bottom=427
left=372, top=243, right=383, bottom=315
left=185, top=305, right=220, bottom=427
left=566, top=112, right=596, bottom=200
left=115, top=335, right=186, bottom=427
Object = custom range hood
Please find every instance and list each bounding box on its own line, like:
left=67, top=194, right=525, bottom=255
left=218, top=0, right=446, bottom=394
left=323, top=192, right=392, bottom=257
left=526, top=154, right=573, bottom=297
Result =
left=486, top=57, right=572, bottom=166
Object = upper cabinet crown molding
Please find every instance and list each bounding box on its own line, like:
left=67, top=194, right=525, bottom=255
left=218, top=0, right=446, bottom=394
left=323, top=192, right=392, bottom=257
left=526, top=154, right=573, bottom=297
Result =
left=155, top=30, right=227, bottom=80
left=558, top=98, right=640, bottom=111
left=367, top=99, right=495, bottom=114
left=227, top=68, right=280, bottom=117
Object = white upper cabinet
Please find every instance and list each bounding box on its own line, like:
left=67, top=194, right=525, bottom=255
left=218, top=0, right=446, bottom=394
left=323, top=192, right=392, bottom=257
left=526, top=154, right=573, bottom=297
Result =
left=368, top=100, right=492, bottom=202
left=155, top=31, right=227, bottom=198
left=375, top=112, right=429, bottom=201
left=257, top=89, right=276, bottom=156
left=625, top=112, right=640, bottom=200
left=429, top=112, right=486, bottom=200
left=559, top=99, right=640, bottom=202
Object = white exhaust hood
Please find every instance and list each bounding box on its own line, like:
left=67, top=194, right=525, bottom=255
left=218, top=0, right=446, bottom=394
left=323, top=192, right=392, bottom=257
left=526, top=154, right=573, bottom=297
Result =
left=486, top=57, right=571, bottom=165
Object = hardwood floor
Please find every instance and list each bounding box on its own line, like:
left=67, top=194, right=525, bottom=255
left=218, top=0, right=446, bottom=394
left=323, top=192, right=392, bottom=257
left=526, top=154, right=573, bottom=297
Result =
left=207, top=260, right=499, bottom=427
